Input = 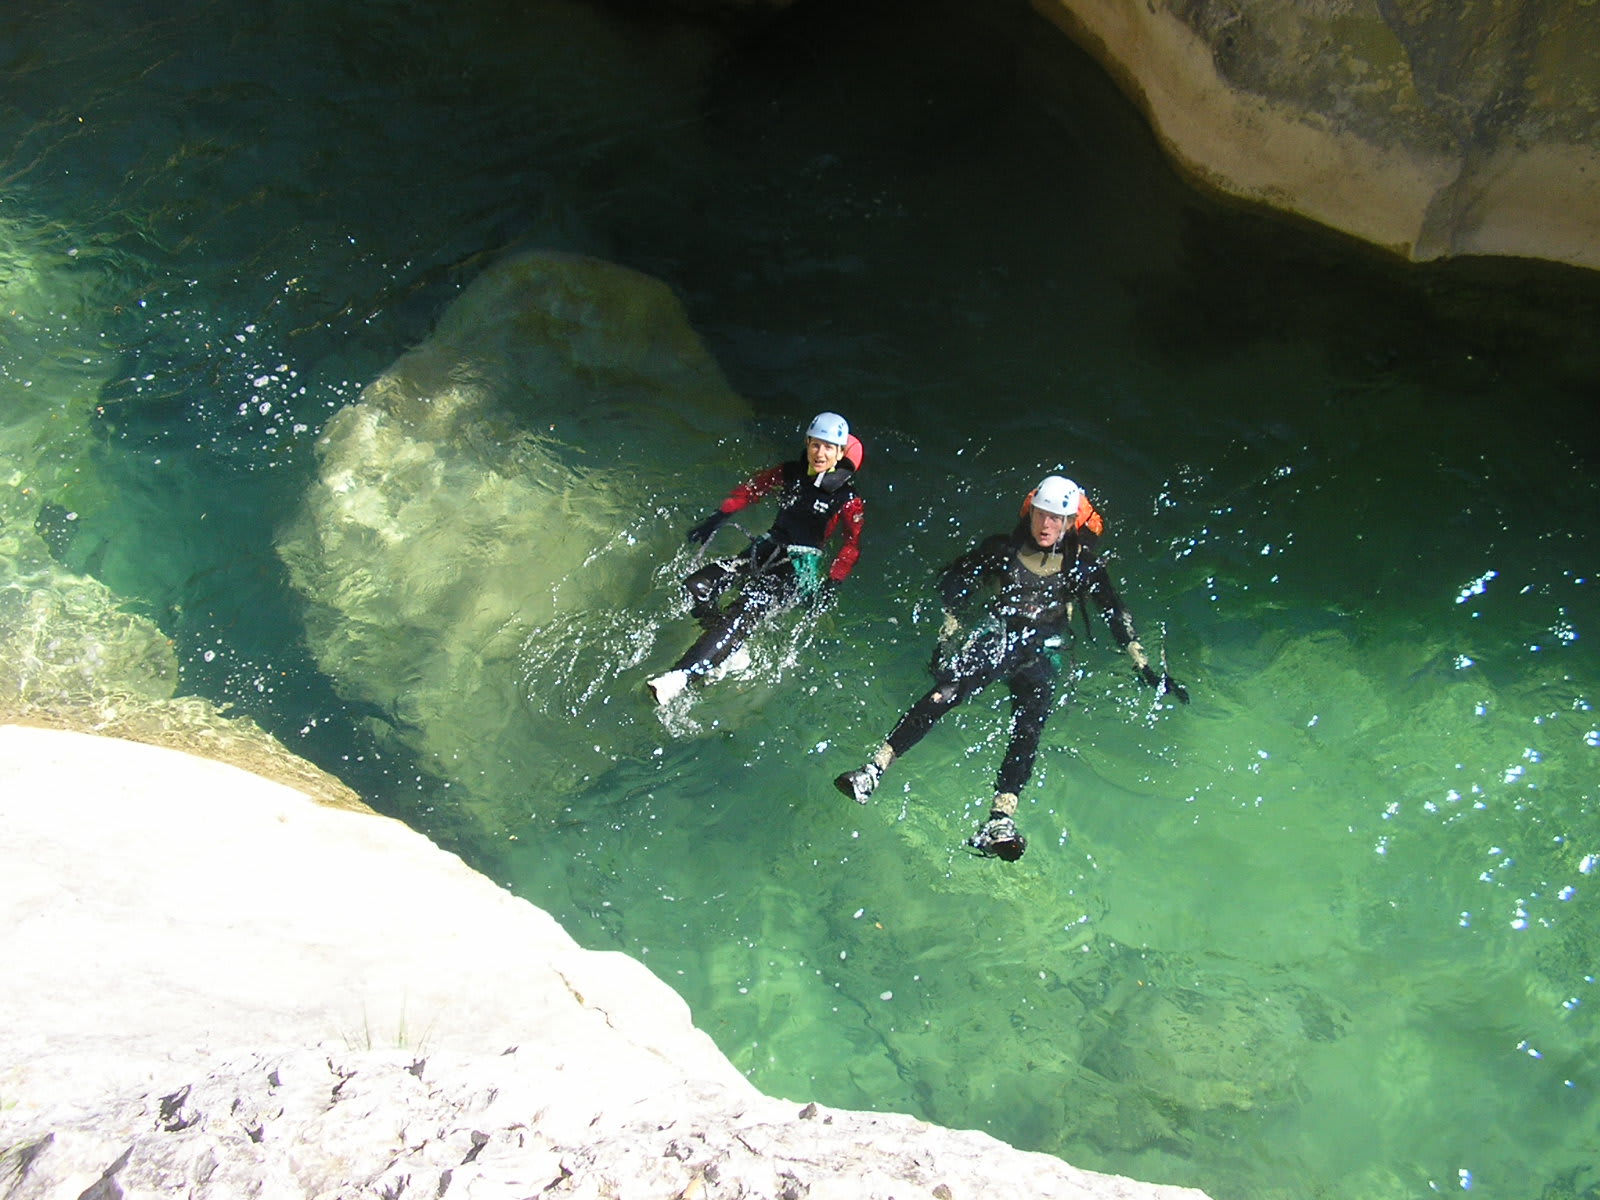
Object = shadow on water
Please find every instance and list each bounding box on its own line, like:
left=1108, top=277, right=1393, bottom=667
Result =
left=2, top=0, right=1599, bottom=1198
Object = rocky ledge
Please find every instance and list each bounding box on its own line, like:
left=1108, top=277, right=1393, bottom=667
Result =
left=0, top=725, right=1209, bottom=1200
left=1036, top=0, right=1600, bottom=270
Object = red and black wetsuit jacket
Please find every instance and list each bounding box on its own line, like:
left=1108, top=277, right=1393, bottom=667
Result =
left=716, top=460, right=865, bottom=583
left=938, top=520, right=1137, bottom=648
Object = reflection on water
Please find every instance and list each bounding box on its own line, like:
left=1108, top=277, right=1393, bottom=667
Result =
left=2, top=0, right=1599, bottom=1198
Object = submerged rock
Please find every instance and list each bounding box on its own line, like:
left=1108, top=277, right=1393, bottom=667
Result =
left=1036, top=0, right=1600, bottom=270
left=0, top=725, right=1212, bottom=1200
left=277, top=251, right=752, bottom=824
left=0, top=501, right=355, bottom=810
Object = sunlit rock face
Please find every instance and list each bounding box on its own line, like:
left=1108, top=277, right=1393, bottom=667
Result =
left=1036, top=0, right=1600, bottom=270
left=0, top=726, right=1213, bottom=1200
left=277, top=251, right=751, bottom=823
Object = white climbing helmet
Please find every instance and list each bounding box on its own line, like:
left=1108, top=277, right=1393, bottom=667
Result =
left=805, top=412, right=850, bottom=446
left=1031, top=475, right=1083, bottom=518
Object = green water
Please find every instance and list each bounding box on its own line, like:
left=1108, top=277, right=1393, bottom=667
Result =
left=3, top=1, right=1598, bottom=1197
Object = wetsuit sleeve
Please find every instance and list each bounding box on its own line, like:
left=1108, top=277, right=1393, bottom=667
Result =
left=823, top=495, right=865, bottom=582
left=1084, top=558, right=1139, bottom=648
left=937, top=534, right=1009, bottom=614
left=718, top=464, right=786, bottom=514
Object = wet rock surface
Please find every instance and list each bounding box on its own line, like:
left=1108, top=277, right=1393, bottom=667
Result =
left=1036, top=0, right=1600, bottom=269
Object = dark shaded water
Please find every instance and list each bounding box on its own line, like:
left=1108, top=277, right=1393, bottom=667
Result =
left=3, top=1, right=1599, bottom=1197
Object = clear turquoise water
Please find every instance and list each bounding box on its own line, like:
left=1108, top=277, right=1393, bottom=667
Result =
left=4, top=1, right=1599, bottom=1197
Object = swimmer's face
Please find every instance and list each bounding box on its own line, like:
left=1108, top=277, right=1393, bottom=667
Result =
left=1031, top=505, right=1066, bottom=548
left=806, top=437, right=845, bottom=474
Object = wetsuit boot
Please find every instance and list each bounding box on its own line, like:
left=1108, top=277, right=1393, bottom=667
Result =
left=647, top=669, right=690, bottom=703
left=835, top=744, right=894, bottom=804
left=968, top=791, right=1027, bottom=860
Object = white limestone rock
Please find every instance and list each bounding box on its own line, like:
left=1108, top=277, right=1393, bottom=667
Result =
left=0, top=724, right=1211, bottom=1200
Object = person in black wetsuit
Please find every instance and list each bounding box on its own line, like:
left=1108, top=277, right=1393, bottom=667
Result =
left=833, top=474, right=1186, bottom=860
left=648, top=412, right=865, bottom=704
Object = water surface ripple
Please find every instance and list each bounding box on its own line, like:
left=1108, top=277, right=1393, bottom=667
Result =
left=2, top=2, right=1598, bottom=1198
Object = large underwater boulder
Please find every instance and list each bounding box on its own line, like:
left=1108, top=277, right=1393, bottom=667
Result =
left=1035, top=0, right=1600, bottom=270
left=277, top=251, right=752, bottom=826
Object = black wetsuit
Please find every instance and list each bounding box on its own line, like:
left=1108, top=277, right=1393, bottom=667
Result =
left=886, top=519, right=1138, bottom=797
left=676, top=459, right=864, bottom=675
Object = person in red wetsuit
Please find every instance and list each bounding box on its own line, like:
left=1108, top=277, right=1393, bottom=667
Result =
left=648, top=412, right=865, bottom=704
left=833, top=475, right=1186, bottom=860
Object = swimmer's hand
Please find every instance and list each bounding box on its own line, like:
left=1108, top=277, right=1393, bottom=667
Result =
left=929, top=610, right=962, bottom=677
left=687, top=511, right=730, bottom=545
left=1130, top=641, right=1189, bottom=703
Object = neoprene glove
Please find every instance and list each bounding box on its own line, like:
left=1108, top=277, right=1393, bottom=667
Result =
left=1130, top=640, right=1190, bottom=703
left=686, top=511, right=730, bottom=545
left=1136, top=662, right=1191, bottom=704
left=929, top=610, right=962, bottom=677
